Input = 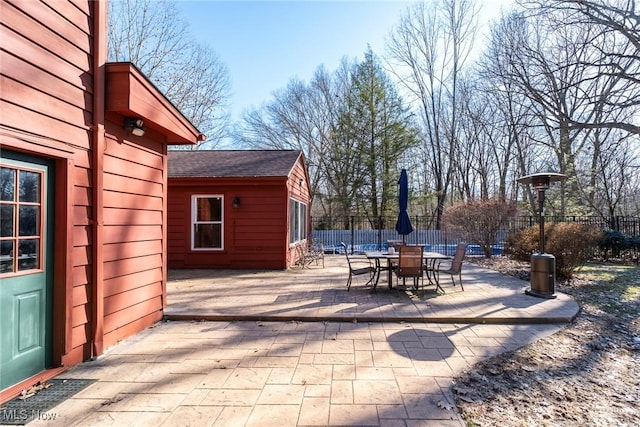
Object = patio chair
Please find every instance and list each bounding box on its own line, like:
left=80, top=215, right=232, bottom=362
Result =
left=294, top=244, right=313, bottom=268
left=433, top=243, right=468, bottom=291
left=309, top=240, right=325, bottom=268
left=341, top=242, right=375, bottom=292
left=294, top=241, right=324, bottom=268
left=383, top=239, right=402, bottom=277
left=386, top=240, right=403, bottom=252
left=396, top=245, right=424, bottom=290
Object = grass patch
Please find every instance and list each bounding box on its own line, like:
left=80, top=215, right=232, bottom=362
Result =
left=566, top=263, right=640, bottom=315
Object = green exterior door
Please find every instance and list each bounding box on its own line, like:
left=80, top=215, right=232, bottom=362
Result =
left=0, top=152, right=53, bottom=390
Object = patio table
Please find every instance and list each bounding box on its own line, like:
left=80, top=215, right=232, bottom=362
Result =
left=365, top=250, right=450, bottom=292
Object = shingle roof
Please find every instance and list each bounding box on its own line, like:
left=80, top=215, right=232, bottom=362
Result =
left=168, top=150, right=303, bottom=178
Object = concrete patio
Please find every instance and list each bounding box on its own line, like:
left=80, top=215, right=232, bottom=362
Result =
left=164, top=254, right=579, bottom=324
left=22, top=255, right=579, bottom=427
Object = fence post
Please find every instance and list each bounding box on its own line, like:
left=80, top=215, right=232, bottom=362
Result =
left=350, top=215, right=355, bottom=254
left=377, top=216, right=383, bottom=250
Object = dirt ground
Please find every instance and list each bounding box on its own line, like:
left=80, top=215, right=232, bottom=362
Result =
left=454, top=257, right=640, bottom=427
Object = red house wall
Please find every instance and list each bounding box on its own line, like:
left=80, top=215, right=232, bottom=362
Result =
left=1, top=0, right=97, bottom=369
left=168, top=177, right=290, bottom=269
left=168, top=152, right=312, bottom=270
left=1, top=0, right=197, bottom=400
left=100, top=126, right=167, bottom=348
left=286, top=157, right=313, bottom=266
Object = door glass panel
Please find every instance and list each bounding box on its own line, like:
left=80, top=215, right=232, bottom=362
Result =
left=0, top=241, right=13, bottom=273
left=0, top=205, right=14, bottom=237
left=18, top=239, right=39, bottom=271
left=0, top=165, right=43, bottom=274
left=19, top=171, right=40, bottom=203
left=1, top=167, right=15, bottom=201
left=18, top=206, right=39, bottom=236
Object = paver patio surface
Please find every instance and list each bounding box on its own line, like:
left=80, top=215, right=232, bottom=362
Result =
left=164, top=255, right=578, bottom=324
left=23, top=255, right=579, bottom=426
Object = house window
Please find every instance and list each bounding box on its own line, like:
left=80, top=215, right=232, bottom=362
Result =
left=289, top=198, right=307, bottom=244
left=192, top=195, right=223, bottom=250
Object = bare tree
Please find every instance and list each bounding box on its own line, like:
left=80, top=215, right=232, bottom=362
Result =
left=235, top=50, right=419, bottom=222
left=234, top=65, right=344, bottom=208
left=576, top=126, right=640, bottom=220
left=480, top=11, right=559, bottom=214
left=108, top=0, right=231, bottom=147
left=386, top=0, right=480, bottom=228
left=486, top=10, right=611, bottom=214
left=448, top=75, right=492, bottom=200
left=521, top=0, right=640, bottom=135
left=484, top=2, right=640, bottom=218
left=234, top=61, right=358, bottom=213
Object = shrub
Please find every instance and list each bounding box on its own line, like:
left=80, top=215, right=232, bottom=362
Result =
left=632, top=236, right=640, bottom=260
left=442, top=198, right=517, bottom=258
left=505, top=222, right=602, bottom=278
left=598, top=229, right=632, bottom=259
left=505, top=227, right=539, bottom=262
left=547, top=223, right=602, bottom=278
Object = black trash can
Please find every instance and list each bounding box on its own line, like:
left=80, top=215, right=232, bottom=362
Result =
left=527, top=253, right=557, bottom=299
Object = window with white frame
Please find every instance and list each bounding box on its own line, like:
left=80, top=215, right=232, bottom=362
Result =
left=191, top=195, right=223, bottom=250
left=289, top=198, right=307, bottom=244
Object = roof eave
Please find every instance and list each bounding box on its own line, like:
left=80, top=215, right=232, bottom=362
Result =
left=105, top=62, right=206, bottom=145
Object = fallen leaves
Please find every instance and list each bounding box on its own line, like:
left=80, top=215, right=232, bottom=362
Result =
left=456, top=257, right=640, bottom=426
left=19, top=381, right=51, bottom=400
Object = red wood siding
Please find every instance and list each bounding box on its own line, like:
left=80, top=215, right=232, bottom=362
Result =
left=100, top=132, right=166, bottom=349
left=167, top=155, right=313, bottom=270
left=168, top=178, right=289, bottom=269
left=289, top=159, right=311, bottom=203
left=1, top=0, right=198, bottom=398
left=1, top=1, right=92, bottom=147
left=286, top=157, right=312, bottom=266
left=1, top=0, right=94, bottom=370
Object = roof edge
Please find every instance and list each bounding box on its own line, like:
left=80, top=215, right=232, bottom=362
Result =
left=105, top=62, right=206, bottom=145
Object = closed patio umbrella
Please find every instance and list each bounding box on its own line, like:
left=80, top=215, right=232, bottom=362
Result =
left=395, top=169, right=413, bottom=244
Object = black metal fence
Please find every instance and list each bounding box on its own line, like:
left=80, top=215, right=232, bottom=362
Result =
left=515, top=215, right=640, bottom=235
left=311, top=215, right=640, bottom=255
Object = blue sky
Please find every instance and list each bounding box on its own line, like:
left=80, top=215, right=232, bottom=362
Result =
left=176, top=0, right=512, bottom=121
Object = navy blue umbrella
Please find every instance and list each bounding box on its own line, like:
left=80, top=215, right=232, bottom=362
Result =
left=395, top=169, right=413, bottom=243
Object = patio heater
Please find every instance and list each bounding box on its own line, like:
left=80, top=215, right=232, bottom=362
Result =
left=516, top=172, right=567, bottom=299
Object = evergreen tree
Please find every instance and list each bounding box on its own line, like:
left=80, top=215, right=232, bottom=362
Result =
left=343, top=48, right=420, bottom=223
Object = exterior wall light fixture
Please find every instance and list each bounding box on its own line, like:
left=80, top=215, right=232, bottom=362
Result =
left=124, top=117, right=145, bottom=136
left=232, top=197, right=241, bottom=208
